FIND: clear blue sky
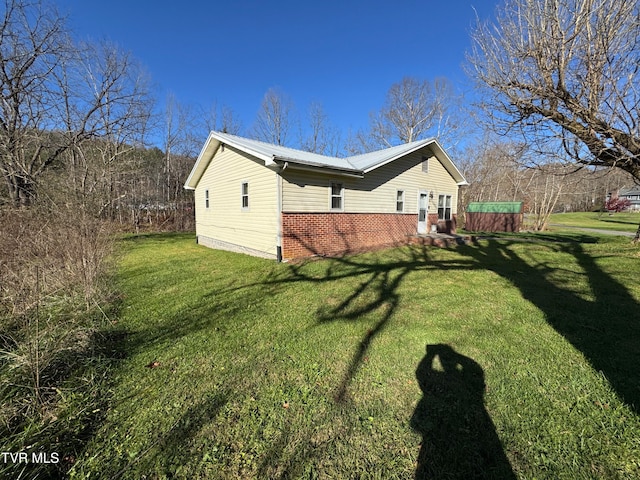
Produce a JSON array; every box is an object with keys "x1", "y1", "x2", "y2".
[{"x1": 56, "y1": 0, "x2": 499, "y2": 143}]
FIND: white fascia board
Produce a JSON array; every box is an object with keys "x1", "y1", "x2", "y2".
[
  {"x1": 211, "y1": 132, "x2": 275, "y2": 165},
  {"x1": 428, "y1": 140, "x2": 468, "y2": 185},
  {"x1": 360, "y1": 138, "x2": 467, "y2": 185},
  {"x1": 184, "y1": 131, "x2": 219, "y2": 190},
  {"x1": 184, "y1": 132, "x2": 277, "y2": 190},
  {"x1": 359, "y1": 140, "x2": 434, "y2": 174}
]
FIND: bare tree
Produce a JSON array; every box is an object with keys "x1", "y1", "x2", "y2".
[
  {"x1": 163, "y1": 95, "x2": 201, "y2": 202},
  {"x1": 0, "y1": 0, "x2": 69, "y2": 206},
  {"x1": 461, "y1": 139, "x2": 531, "y2": 204},
  {"x1": 62, "y1": 41, "x2": 153, "y2": 217},
  {"x1": 252, "y1": 88, "x2": 295, "y2": 146},
  {"x1": 300, "y1": 102, "x2": 342, "y2": 156},
  {"x1": 205, "y1": 101, "x2": 242, "y2": 135},
  {"x1": 369, "y1": 77, "x2": 466, "y2": 149},
  {"x1": 468, "y1": 0, "x2": 640, "y2": 240},
  {"x1": 0, "y1": 0, "x2": 153, "y2": 208}
]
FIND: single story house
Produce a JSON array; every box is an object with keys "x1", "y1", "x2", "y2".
[
  {"x1": 617, "y1": 186, "x2": 640, "y2": 211},
  {"x1": 184, "y1": 131, "x2": 468, "y2": 261}
]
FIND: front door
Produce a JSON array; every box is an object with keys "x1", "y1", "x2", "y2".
[{"x1": 418, "y1": 190, "x2": 428, "y2": 234}]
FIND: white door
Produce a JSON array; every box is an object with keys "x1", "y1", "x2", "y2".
[{"x1": 418, "y1": 190, "x2": 428, "y2": 234}]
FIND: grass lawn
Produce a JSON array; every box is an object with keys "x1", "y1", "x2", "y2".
[
  {"x1": 548, "y1": 211, "x2": 640, "y2": 233},
  {"x1": 71, "y1": 233, "x2": 640, "y2": 479}
]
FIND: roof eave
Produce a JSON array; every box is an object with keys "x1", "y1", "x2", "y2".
[
  {"x1": 275, "y1": 158, "x2": 364, "y2": 178},
  {"x1": 184, "y1": 131, "x2": 279, "y2": 190},
  {"x1": 184, "y1": 131, "x2": 218, "y2": 190},
  {"x1": 359, "y1": 138, "x2": 468, "y2": 185}
]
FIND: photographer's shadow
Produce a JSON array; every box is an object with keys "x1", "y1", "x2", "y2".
[{"x1": 411, "y1": 344, "x2": 516, "y2": 479}]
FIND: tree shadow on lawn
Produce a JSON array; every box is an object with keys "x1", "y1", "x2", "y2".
[
  {"x1": 411, "y1": 344, "x2": 516, "y2": 480},
  {"x1": 458, "y1": 238, "x2": 640, "y2": 414},
  {"x1": 192, "y1": 233, "x2": 640, "y2": 414},
  {"x1": 261, "y1": 242, "x2": 474, "y2": 403},
  {"x1": 100, "y1": 234, "x2": 639, "y2": 476},
  {"x1": 107, "y1": 392, "x2": 229, "y2": 478}
]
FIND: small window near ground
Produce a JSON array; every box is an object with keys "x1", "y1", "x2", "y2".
[
  {"x1": 422, "y1": 156, "x2": 429, "y2": 173},
  {"x1": 396, "y1": 190, "x2": 405, "y2": 213},
  {"x1": 205, "y1": 189, "x2": 209, "y2": 209},
  {"x1": 331, "y1": 182, "x2": 343, "y2": 210},
  {"x1": 241, "y1": 182, "x2": 249, "y2": 210},
  {"x1": 438, "y1": 194, "x2": 452, "y2": 220}
]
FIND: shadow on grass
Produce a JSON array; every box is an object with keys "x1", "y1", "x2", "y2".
[
  {"x1": 458, "y1": 238, "x2": 640, "y2": 414},
  {"x1": 411, "y1": 344, "x2": 516, "y2": 480},
  {"x1": 267, "y1": 239, "x2": 462, "y2": 403},
  {"x1": 113, "y1": 392, "x2": 229, "y2": 478},
  {"x1": 181, "y1": 232, "x2": 640, "y2": 413},
  {"x1": 104, "y1": 232, "x2": 639, "y2": 476}
]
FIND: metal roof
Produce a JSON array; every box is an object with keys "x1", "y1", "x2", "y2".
[
  {"x1": 185, "y1": 131, "x2": 468, "y2": 189},
  {"x1": 467, "y1": 202, "x2": 524, "y2": 213},
  {"x1": 620, "y1": 185, "x2": 640, "y2": 195}
]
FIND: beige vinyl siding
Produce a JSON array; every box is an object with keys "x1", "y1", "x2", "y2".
[
  {"x1": 282, "y1": 147, "x2": 459, "y2": 215},
  {"x1": 195, "y1": 145, "x2": 278, "y2": 256}
]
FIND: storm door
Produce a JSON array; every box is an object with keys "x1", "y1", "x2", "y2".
[{"x1": 418, "y1": 190, "x2": 428, "y2": 234}]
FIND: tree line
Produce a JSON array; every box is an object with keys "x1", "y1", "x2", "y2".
[{"x1": 3, "y1": 0, "x2": 639, "y2": 236}]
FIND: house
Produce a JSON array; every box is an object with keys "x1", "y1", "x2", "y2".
[
  {"x1": 184, "y1": 131, "x2": 468, "y2": 261},
  {"x1": 617, "y1": 186, "x2": 640, "y2": 211}
]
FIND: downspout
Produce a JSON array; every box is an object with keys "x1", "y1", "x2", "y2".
[{"x1": 275, "y1": 161, "x2": 288, "y2": 262}]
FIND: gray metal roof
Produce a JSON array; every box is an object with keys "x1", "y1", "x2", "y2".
[
  {"x1": 185, "y1": 131, "x2": 467, "y2": 189},
  {"x1": 620, "y1": 185, "x2": 640, "y2": 195},
  {"x1": 210, "y1": 132, "x2": 355, "y2": 171}
]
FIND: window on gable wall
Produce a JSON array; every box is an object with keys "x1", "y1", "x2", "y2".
[
  {"x1": 331, "y1": 182, "x2": 343, "y2": 210},
  {"x1": 396, "y1": 190, "x2": 405, "y2": 212},
  {"x1": 438, "y1": 194, "x2": 452, "y2": 220},
  {"x1": 205, "y1": 189, "x2": 209, "y2": 209},
  {"x1": 422, "y1": 156, "x2": 429, "y2": 173}
]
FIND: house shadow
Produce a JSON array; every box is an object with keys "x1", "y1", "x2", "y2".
[{"x1": 411, "y1": 344, "x2": 516, "y2": 480}]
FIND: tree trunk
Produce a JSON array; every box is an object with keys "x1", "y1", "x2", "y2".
[
  {"x1": 7, "y1": 175, "x2": 37, "y2": 208},
  {"x1": 634, "y1": 222, "x2": 640, "y2": 244}
]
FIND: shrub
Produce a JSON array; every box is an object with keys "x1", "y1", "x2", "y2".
[
  {"x1": 0, "y1": 205, "x2": 118, "y2": 478},
  {"x1": 605, "y1": 196, "x2": 632, "y2": 213}
]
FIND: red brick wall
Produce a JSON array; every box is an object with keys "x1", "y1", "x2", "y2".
[
  {"x1": 428, "y1": 213, "x2": 457, "y2": 235},
  {"x1": 282, "y1": 213, "x2": 417, "y2": 260},
  {"x1": 465, "y1": 212, "x2": 521, "y2": 232}
]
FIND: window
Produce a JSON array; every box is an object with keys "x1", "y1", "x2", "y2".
[
  {"x1": 241, "y1": 182, "x2": 249, "y2": 209},
  {"x1": 438, "y1": 194, "x2": 452, "y2": 220},
  {"x1": 205, "y1": 189, "x2": 209, "y2": 209},
  {"x1": 396, "y1": 190, "x2": 405, "y2": 213},
  {"x1": 330, "y1": 182, "x2": 343, "y2": 210},
  {"x1": 422, "y1": 156, "x2": 429, "y2": 173}
]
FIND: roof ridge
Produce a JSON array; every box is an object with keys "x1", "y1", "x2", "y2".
[{"x1": 212, "y1": 130, "x2": 343, "y2": 161}]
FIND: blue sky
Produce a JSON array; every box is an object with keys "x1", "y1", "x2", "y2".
[{"x1": 56, "y1": 0, "x2": 499, "y2": 143}]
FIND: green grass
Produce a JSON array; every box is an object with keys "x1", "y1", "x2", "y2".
[
  {"x1": 70, "y1": 232, "x2": 640, "y2": 479},
  {"x1": 549, "y1": 211, "x2": 640, "y2": 232}
]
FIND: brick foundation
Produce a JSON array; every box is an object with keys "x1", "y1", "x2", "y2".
[
  {"x1": 282, "y1": 212, "x2": 418, "y2": 260},
  {"x1": 428, "y1": 214, "x2": 457, "y2": 235}
]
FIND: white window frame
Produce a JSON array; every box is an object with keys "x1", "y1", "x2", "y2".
[
  {"x1": 438, "y1": 194, "x2": 452, "y2": 221},
  {"x1": 330, "y1": 182, "x2": 344, "y2": 211},
  {"x1": 205, "y1": 189, "x2": 210, "y2": 209},
  {"x1": 396, "y1": 190, "x2": 405, "y2": 213},
  {"x1": 241, "y1": 181, "x2": 249, "y2": 211}
]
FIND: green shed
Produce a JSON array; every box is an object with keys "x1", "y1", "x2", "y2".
[{"x1": 465, "y1": 202, "x2": 524, "y2": 232}]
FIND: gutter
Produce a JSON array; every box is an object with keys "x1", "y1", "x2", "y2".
[
  {"x1": 275, "y1": 162, "x2": 288, "y2": 262},
  {"x1": 274, "y1": 157, "x2": 364, "y2": 178}
]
